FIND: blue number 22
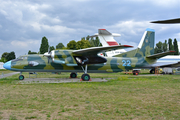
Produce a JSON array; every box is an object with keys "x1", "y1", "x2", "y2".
[{"x1": 122, "y1": 60, "x2": 131, "y2": 66}]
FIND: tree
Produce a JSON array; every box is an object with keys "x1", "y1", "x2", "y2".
[
  {"x1": 56, "y1": 43, "x2": 64, "y2": 49},
  {"x1": 94, "y1": 37, "x2": 102, "y2": 47},
  {"x1": 67, "y1": 40, "x2": 77, "y2": 50},
  {"x1": 88, "y1": 36, "x2": 102, "y2": 47},
  {"x1": 28, "y1": 50, "x2": 37, "y2": 54},
  {"x1": 173, "y1": 38, "x2": 179, "y2": 55},
  {"x1": 89, "y1": 37, "x2": 95, "y2": 47},
  {"x1": 76, "y1": 39, "x2": 91, "y2": 49},
  {"x1": 154, "y1": 41, "x2": 163, "y2": 54},
  {"x1": 1, "y1": 52, "x2": 8, "y2": 62},
  {"x1": 162, "y1": 40, "x2": 168, "y2": 52},
  {"x1": 0, "y1": 57, "x2": 6, "y2": 63},
  {"x1": 168, "y1": 38, "x2": 174, "y2": 51},
  {"x1": 6, "y1": 51, "x2": 16, "y2": 61},
  {"x1": 50, "y1": 46, "x2": 55, "y2": 51},
  {"x1": 39, "y1": 36, "x2": 49, "y2": 54},
  {"x1": 1, "y1": 52, "x2": 16, "y2": 62},
  {"x1": 1, "y1": 52, "x2": 8, "y2": 59},
  {"x1": 86, "y1": 35, "x2": 90, "y2": 41}
]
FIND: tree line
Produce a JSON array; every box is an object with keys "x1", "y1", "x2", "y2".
[
  {"x1": 30, "y1": 36, "x2": 102, "y2": 54},
  {"x1": 154, "y1": 38, "x2": 179, "y2": 55},
  {"x1": 0, "y1": 52, "x2": 16, "y2": 63},
  {"x1": 0, "y1": 37, "x2": 179, "y2": 63}
]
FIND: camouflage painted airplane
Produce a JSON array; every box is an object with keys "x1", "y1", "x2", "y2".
[{"x1": 3, "y1": 28, "x2": 174, "y2": 81}]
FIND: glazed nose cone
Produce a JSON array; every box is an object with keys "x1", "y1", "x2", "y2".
[{"x1": 3, "y1": 61, "x2": 11, "y2": 70}]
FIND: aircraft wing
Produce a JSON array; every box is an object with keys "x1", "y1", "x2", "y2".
[
  {"x1": 146, "y1": 51, "x2": 175, "y2": 59},
  {"x1": 152, "y1": 62, "x2": 180, "y2": 68},
  {"x1": 73, "y1": 45, "x2": 133, "y2": 56},
  {"x1": 151, "y1": 18, "x2": 180, "y2": 24}
]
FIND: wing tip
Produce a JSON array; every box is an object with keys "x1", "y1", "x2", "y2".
[
  {"x1": 169, "y1": 51, "x2": 176, "y2": 53},
  {"x1": 122, "y1": 45, "x2": 133, "y2": 47},
  {"x1": 99, "y1": 29, "x2": 106, "y2": 31}
]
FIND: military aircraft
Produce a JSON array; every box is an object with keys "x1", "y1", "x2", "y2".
[
  {"x1": 3, "y1": 28, "x2": 174, "y2": 81},
  {"x1": 93, "y1": 29, "x2": 179, "y2": 73},
  {"x1": 90, "y1": 29, "x2": 126, "y2": 57}
]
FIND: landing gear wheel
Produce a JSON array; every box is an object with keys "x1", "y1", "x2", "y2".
[
  {"x1": 70, "y1": 72, "x2": 77, "y2": 78},
  {"x1": 133, "y1": 70, "x2": 139, "y2": 75},
  {"x1": 19, "y1": 75, "x2": 24, "y2": 80},
  {"x1": 150, "y1": 68, "x2": 155, "y2": 74},
  {"x1": 81, "y1": 74, "x2": 90, "y2": 81},
  {"x1": 135, "y1": 72, "x2": 139, "y2": 75}
]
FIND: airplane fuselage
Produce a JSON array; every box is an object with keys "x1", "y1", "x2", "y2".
[{"x1": 5, "y1": 54, "x2": 156, "y2": 73}]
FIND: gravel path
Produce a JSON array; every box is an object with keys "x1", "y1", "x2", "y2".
[{"x1": 18, "y1": 78, "x2": 108, "y2": 84}]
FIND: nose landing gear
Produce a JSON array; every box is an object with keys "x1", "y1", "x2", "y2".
[{"x1": 19, "y1": 72, "x2": 24, "y2": 80}]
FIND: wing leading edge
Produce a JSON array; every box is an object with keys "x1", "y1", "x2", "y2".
[
  {"x1": 73, "y1": 45, "x2": 133, "y2": 56},
  {"x1": 146, "y1": 51, "x2": 175, "y2": 59}
]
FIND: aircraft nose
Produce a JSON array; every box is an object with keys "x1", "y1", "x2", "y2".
[{"x1": 3, "y1": 61, "x2": 11, "y2": 70}]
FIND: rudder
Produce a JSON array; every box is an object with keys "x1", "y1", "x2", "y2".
[
  {"x1": 134, "y1": 28, "x2": 155, "y2": 57},
  {"x1": 115, "y1": 28, "x2": 155, "y2": 58}
]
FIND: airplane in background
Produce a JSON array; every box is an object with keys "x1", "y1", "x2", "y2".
[
  {"x1": 150, "y1": 18, "x2": 180, "y2": 72},
  {"x1": 3, "y1": 28, "x2": 174, "y2": 80},
  {"x1": 90, "y1": 29, "x2": 126, "y2": 57}
]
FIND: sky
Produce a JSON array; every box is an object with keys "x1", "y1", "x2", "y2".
[{"x1": 0, "y1": 0, "x2": 180, "y2": 58}]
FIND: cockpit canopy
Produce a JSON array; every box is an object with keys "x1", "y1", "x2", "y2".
[{"x1": 17, "y1": 56, "x2": 28, "y2": 60}]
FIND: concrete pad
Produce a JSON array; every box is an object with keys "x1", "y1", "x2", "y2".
[
  {"x1": 18, "y1": 78, "x2": 108, "y2": 84},
  {"x1": 0, "y1": 72, "x2": 19, "y2": 78},
  {"x1": 138, "y1": 74, "x2": 163, "y2": 76}
]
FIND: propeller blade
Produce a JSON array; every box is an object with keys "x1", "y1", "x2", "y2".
[{"x1": 48, "y1": 47, "x2": 50, "y2": 54}]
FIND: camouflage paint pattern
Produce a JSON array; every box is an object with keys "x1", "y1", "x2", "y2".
[{"x1": 6, "y1": 28, "x2": 158, "y2": 73}]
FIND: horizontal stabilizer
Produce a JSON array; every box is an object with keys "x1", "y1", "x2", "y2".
[
  {"x1": 73, "y1": 45, "x2": 133, "y2": 56},
  {"x1": 88, "y1": 29, "x2": 121, "y2": 38},
  {"x1": 146, "y1": 51, "x2": 175, "y2": 59}
]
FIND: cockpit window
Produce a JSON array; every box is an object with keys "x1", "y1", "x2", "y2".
[{"x1": 17, "y1": 56, "x2": 23, "y2": 59}]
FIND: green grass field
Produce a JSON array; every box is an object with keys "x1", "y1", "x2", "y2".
[{"x1": 0, "y1": 70, "x2": 179, "y2": 120}]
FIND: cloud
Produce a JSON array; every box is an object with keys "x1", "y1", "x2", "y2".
[
  {"x1": 151, "y1": 0, "x2": 180, "y2": 7},
  {"x1": 0, "y1": 0, "x2": 180, "y2": 58}
]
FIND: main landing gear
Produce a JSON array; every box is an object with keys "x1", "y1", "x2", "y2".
[
  {"x1": 70, "y1": 65, "x2": 91, "y2": 81},
  {"x1": 80, "y1": 64, "x2": 91, "y2": 81},
  {"x1": 70, "y1": 72, "x2": 77, "y2": 78}
]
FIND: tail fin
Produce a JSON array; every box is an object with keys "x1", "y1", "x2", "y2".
[
  {"x1": 90, "y1": 29, "x2": 121, "y2": 47},
  {"x1": 115, "y1": 28, "x2": 155, "y2": 57}
]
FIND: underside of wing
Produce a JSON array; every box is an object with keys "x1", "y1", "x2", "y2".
[
  {"x1": 151, "y1": 18, "x2": 180, "y2": 24},
  {"x1": 150, "y1": 62, "x2": 180, "y2": 68},
  {"x1": 159, "y1": 62, "x2": 180, "y2": 68},
  {"x1": 73, "y1": 45, "x2": 133, "y2": 56},
  {"x1": 146, "y1": 51, "x2": 175, "y2": 59}
]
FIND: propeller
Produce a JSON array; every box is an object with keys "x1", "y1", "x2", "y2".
[{"x1": 44, "y1": 47, "x2": 52, "y2": 64}]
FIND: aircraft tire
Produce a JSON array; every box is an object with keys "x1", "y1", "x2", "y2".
[
  {"x1": 70, "y1": 72, "x2": 77, "y2": 78},
  {"x1": 81, "y1": 73, "x2": 90, "y2": 81},
  {"x1": 19, "y1": 75, "x2": 24, "y2": 80},
  {"x1": 150, "y1": 68, "x2": 155, "y2": 74}
]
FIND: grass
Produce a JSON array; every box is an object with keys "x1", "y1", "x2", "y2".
[
  {"x1": 0, "y1": 70, "x2": 179, "y2": 119},
  {"x1": 0, "y1": 69, "x2": 14, "y2": 74}
]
